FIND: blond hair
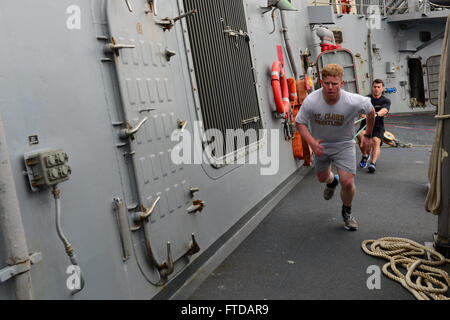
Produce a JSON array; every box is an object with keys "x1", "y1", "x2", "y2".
[{"x1": 322, "y1": 64, "x2": 344, "y2": 79}]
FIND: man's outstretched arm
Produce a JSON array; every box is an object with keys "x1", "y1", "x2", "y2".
[
  {"x1": 296, "y1": 123, "x2": 325, "y2": 158},
  {"x1": 360, "y1": 107, "x2": 376, "y2": 155}
]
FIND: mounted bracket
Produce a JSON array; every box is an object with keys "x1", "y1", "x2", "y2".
[
  {"x1": 189, "y1": 187, "x2": 200, "y2": 197},
  {"x1": 0, "y1": 252, "x2": 42, "y2": 283},
  {"x1": 112, "y1": 198, "x2": 131, "y2": 262},
  {"x1": 223, "y1": 26, "x2": 250, "y2": 41}
]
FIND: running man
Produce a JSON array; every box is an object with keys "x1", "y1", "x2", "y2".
[
  {"x1": 357, "y1": 79, "x2": 391, "y2": 173},
  {"x1": 295, "y1": 64, "x2": 375, "y2": 231}
]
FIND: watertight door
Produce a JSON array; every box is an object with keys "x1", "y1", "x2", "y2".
[
  {"x1": 425, "y1": 55, "x2": 441, "y2": 107},
  {"x1": 105, "y1": 1, "x2": 197, "y2": 282},
  {"x1": 315, "y1": 49, "x2": 359, "y2": 94}
]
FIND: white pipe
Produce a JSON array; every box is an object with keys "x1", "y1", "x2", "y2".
[
  {"x1": 0, "y1": 113, "x2": 33, "y2": 299},
  {"x1": 367, "y1": 27, "x2": 374, "y2": 85},
  {"x1": 280, "y1": 10, "x2": 299, "y2": 80},
  {"x1": 53, "y1": 186, "x2": 85, "y2": 295}
]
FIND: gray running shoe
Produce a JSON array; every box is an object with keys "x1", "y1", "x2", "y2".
[
  {"x1": 323, "y1": 186, "x2": 336, "y2": 200},
  {"x1": 323, "y1": 175, "x2": 338, "y2": 200},
  {"x1": 342, "y1": 212, "x2": 358, "y2": 231}
]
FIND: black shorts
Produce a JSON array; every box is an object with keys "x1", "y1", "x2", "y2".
[{"x1": 359, "y1": 124, "x2": 385, "y2": 145}]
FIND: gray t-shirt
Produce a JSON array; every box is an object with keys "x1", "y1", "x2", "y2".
[{"x1": 295, "y1": 88, "x2": 373, "y2": 148}]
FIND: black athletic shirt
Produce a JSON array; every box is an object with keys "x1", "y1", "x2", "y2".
[{"x1": 360, "y1": 94, "x2": 391, "y2": 129}]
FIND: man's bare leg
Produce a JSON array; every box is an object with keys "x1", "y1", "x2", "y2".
[
  {"x1": 357, "y1": 130, "x2": 370, "y2": 168},
  {"x1": 337, "y1": 168, "x2": 355, "y2": 207},
  {"x1": 317, "y1": 166, "x2": 334, "y2": 184},
  {"x1": 370, "y1": 137, "x2": 382, "y2": 164},
  {"x1": 337, "y1": 167, "x2": 358, "y2": 231},
  {"x1": 368, "y1": 137, "x2": 381, "y2": 173},
  {"x1": 318, "y1": 166, "x2": 339, "y2": 200}
]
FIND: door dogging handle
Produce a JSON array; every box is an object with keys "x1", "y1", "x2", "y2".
[
  {"x1": 156, "y1": 9, "x2": 197, "y2": 31},
  {"x1": 104, "y1": 41, "x2": 136, "y2": 56},
  {"x1": 185, "y1": 234, "x2": 200, "y2": 256},
  {"x1": 120, "y1": 117, "x2": 148, "y2": 140},
  {"x1": 187, "y1": 200, "x2": 205, "y2": 214}
]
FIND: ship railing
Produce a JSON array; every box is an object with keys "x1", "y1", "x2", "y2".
[{"x1": 310, "y1": 0, "x2": 449, "y2": 17}]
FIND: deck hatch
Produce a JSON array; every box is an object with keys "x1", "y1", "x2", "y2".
[{"x1": 182, "y1": 0, "x2": 262, "y2": 162}]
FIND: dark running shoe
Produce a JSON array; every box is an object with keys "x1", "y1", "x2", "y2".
[
  {"x1": 359, "y1": 155, "x2": 369, "y2": 169},
  {"x1": 368, "y1": 162, "x2": 376, "y2": 174}
]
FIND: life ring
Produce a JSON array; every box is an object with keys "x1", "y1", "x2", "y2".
[{"x1": 271, "y1": 61, "x2": 290, "y2": 119}]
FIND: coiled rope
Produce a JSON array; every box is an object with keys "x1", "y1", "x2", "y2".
[{"x1": 362, "y1": 237, "x2": 450, "y2": 300}]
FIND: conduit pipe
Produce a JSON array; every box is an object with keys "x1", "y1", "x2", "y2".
[
  {"x1": 280, "y1": 11, "x2": 299, "y2": 80},
  {"x1": 52, "y1": 185, "x2": 85, "y2": 295},
  {"x1": 367, "y1": 26, "x2": 374, "y2": 86},
  {"x1": 0, "y1": 113, "x2": 33, "y2": 299}
]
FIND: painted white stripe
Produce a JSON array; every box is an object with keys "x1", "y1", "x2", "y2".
[{"x1": 271, "y1": 71, "x2": 279, "y2": 77}]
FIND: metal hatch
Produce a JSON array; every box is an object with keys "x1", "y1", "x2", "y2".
[
  {"x1": 315, "y1": 49, "x2": 359, "y2": 94},
  {"x1": 426, "y1": 55, "x2": 441, "y2": 107},
  {"x1": 105, "y1": 0, "x2": 198, "y2": 283}
]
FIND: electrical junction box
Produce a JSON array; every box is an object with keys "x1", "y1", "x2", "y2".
[
  {"x1": 398, "y1": 39, "x2": 417, "y2": 52},
  {"x1": 307, "y1": 6, "x2": 335, "y2": 25},
  {"x1": 24, "y1": 149, "x2": 71, "y2": 191},
  {"x1": 386, "y1": 62, "x2": 395, "y2": 74}
]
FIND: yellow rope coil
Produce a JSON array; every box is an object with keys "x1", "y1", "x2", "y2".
[{"x1": 362, "y1": 237, "x2": 450, "y2": 300}]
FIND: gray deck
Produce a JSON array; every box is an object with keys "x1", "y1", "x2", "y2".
[{"x1": 188, "y1": 113, "x2": 450, "y2": 300}]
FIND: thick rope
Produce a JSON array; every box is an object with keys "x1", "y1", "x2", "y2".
[
  {"x1": 425, "y1": 13, "x2": 450, "y2": 215},
  {"x1": 362, "y1": 237, "x2": 450, "y2": 300}
]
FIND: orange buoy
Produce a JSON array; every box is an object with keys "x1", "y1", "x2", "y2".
[
  {"x1": 271, "y1": 61, "x2": 290, "y2": 119},
  {"x1": 291, "y1": 105, "x2": 303, "y2": 159},
  {"x1": 287, "y1": 77, "x2": 298, "y2": 106},
  {"x1": 292, "y1": 78, "x2": 313, "y2": 164},
  {"x1": 296, "y1": 78, "x2": 308, "y2": 106}
]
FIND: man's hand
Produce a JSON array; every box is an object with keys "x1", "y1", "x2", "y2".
[
  {"x1": 311, "y1": 139, "x2": 325, "y2": 158},
  {"x1": 296, "y1": 123, "x2": 325, "y2": 158}
]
